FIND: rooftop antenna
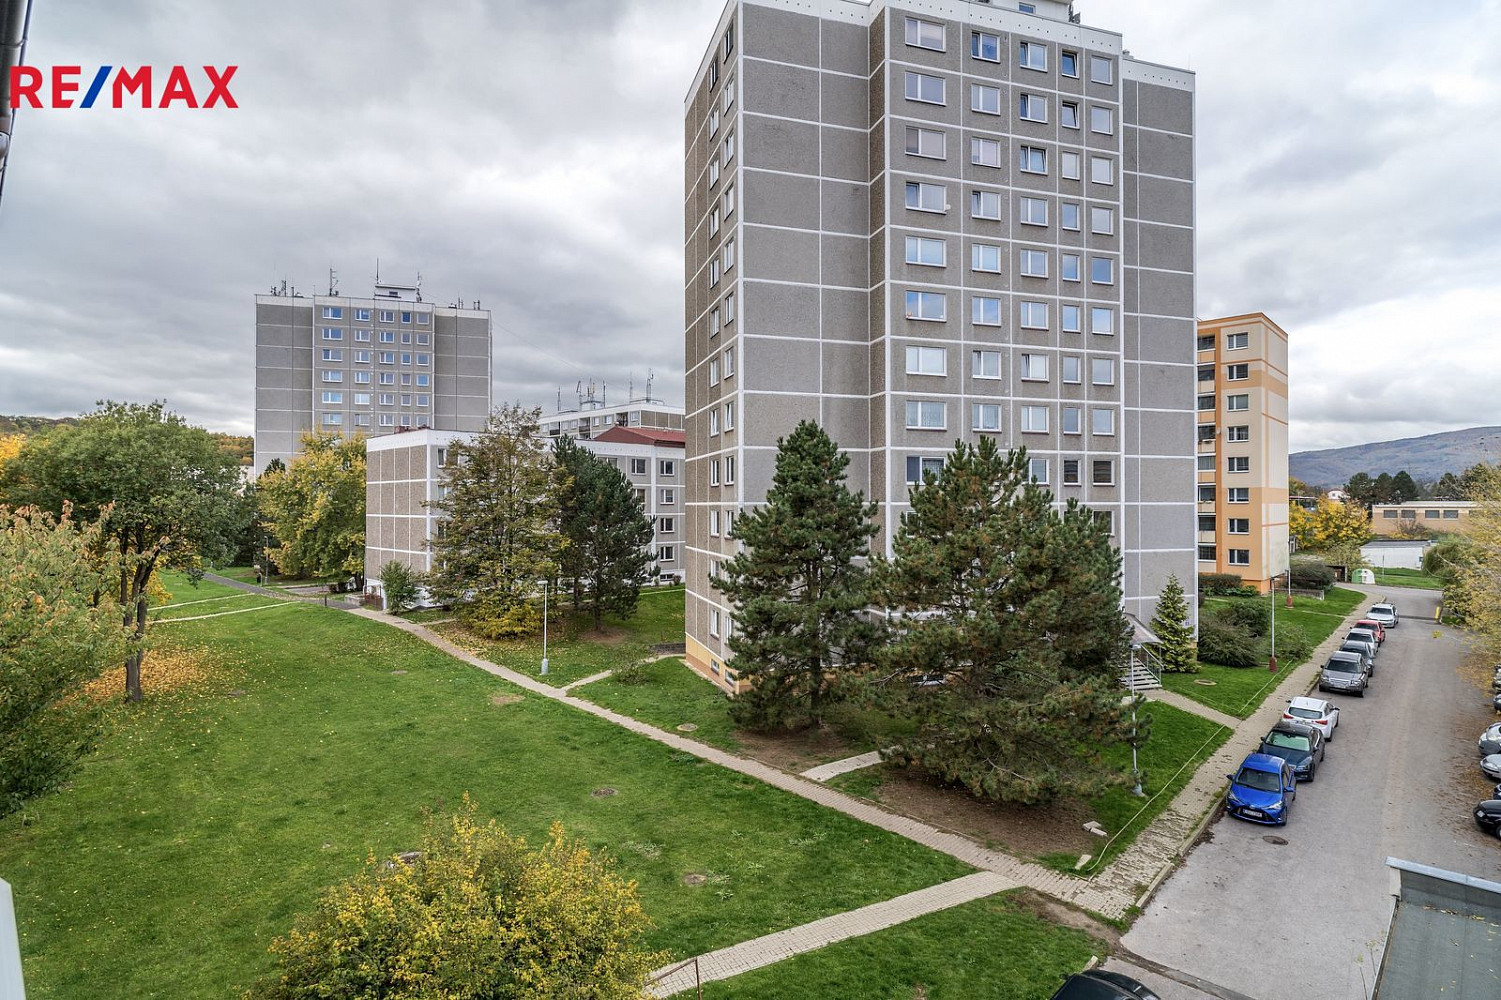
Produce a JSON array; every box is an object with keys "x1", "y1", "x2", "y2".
[
  {"x1": 628, "y1": 372, "x2": 634, "y2": 400},
  {"x1": 415, "y1": 270, "x2": 423, "y2": 302},
  {"x1": 327, "y1": 267, "x2": 339, "y2": 297},
  {"x1": 647, "y1": 368, "x2": 656, "y2": 402},
  {"x1": 576, "y1": 380, "x2": 584, "y2": 410},
  {"x1": 375, "y1": 258, "x2": 380, "y2": 284}
]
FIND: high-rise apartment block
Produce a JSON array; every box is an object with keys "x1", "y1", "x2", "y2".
[
  {"x1": 254, "y1": 281, "x2": 492, "y2": 473},
  {"x1": 684, "y1": 0, "x2": 1197, "y2": 688},
  {"x1": 1195, "y1": 314, "x2": 1289, "y2": 592}
]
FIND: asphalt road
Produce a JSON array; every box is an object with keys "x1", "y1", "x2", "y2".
[{"x1": 1120, "y1": 587, "x2": 1501, "y2": 1000}]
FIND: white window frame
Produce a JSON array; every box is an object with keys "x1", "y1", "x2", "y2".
[
  {"x1": 1062, "y1": 355, "x2": 1082, "y2": 384},
  {"x1": 1018, "y1": 93, "x2": 1048, "y2": 123},
  {"x1": 905, "y1": 400, "x2": 947, "y2": 430},
  {"x1": 972, "y1": 296, "x2": 1003, "y2": 326},
  {"x1": 1019, "y1": 248, "x2": 1048, "y2": 277},
  {"x1": 1018, "y1": 40, "x2": 1048, "y2": 72},
  {"x1": 1018, "y1": 145, "x2": 1047, "y2": 174},
  {"x1": 1061, "y1": 405, "x2": 1082, "y2": 435},
  {"x1": 1020, "y1": 353, "x2": 1049, "y2": 381},
  {"x1": 904, "y1": 71, "x2": 947, "y2": 105},
  {"x1": 1029, "y1": 457, "x2": 1050, "y2": 484},
  {"x1": 905, "y1": 236, "x2": 947, "y2": 267},
  {"x1": 970, "y1": 30, "x2": 1000, "y2": 61},
  {"x1": 972, "y1": 243, "x2": 1001, "y2": 272},
  {"x1": 905, "y1": 181, "x2": 947, "y2": 213},
  {"x1": 905, "y1": 290, "x2": 947, "y2": 322},
  {"x1": 1091, "y1": 358, "x2": 1116, "y2": 386},
  {"x1": 906, "y1": 345, "x2": 947, "y2": 375},
  {"x1": 1090, "y1": 55, "x2": 1114, "y2": 84},
  {"x1": 905, "y1": 125, "x2": 947, "y2": 159},
  {"x1": 1061, "y1": 304, "x2": 1082, "y2": 333},
  {"x1": 971, "y1": 189, "x2": 1002, "y2": 220},
  {"x1": 972, "y1": 350, "x2": 1002, "y2": 379},
  {"x1": 1092, "y1": 407, "x2": 1116, "y2": 436},
  {"x1": 1019, "y1": 300, "x2": 1049, "y2": 330},
  {"x1": 1091, "y1": 206, "x2": 1115, "y2": 235},
  {"x1": 1090, "y1": 105, "x2": 1114, "y2": 135},
  {"x1": 1226, "y1": 393, "x2": 1250, "y2": 412},
  {"x1": 972, "y1": 403, "x2": 1002, "y2": 431},
  {"x1": 1090, "y1": 155, "x2": 1115, "y2": 185},
  {"x1": 1019, "y1": 196, "x2": 1048, "y2": 226},
  {"x1": 1021, "y1": 404, "x2": 1050, "y2": 433},
  {"x1": 1090, "y1": 307, "x2": 1115, "y2": 335},
  {"x1": 905, "y1": 16, "x2": 946, "y2": 51},
  {"x1": 971, "y1": 136, "x2": 1002, "y2": 168},
  {"x1": 970, "y1": 83, "x2": 1001, "y2": 115},
  {"x1": 1091, "y1": 256, "x2": 1115, "y2": 285}
]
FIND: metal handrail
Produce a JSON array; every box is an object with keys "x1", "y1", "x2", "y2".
[{"x1": 646, "y1": 956, "x2": 702, "y2": 999}]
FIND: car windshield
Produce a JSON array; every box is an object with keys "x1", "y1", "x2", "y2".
[
  {"x1": 1372, "y1": 605, "x2": 1394, "y2": 614},
  {"x1": 1235, "y1": 767, "x2": 1281, "y2": 792},
  {"x1": 1264, "y1": 731, "x2": 1311, "y2": 751},
  {"x1": 1288, "y1": 707, "x2": 1321, "y2": 720},
  {"x1": 1325, "y1": 660, "x2": 1360, "y2": 673}
]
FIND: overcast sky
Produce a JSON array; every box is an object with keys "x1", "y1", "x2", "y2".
[{"x1": 0, "y1": 0, "x2": 1497, "y2": 452}]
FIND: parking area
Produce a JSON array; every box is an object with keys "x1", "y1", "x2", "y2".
[{"x1": 1121, "y1": 588, "x2": 1500, "y2": 1000}]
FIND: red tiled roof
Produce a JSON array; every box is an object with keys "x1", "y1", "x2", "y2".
[{"x1": 592, "y1": 425, "x2": 686, "y2": 448}]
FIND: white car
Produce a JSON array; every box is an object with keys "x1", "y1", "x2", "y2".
[
  {"x1": 1368, "y1": 603, "x2": 1399, "y2": 628},
  {"x1": 1283, "y1": 696, "x2": 1340, "y2": 740},
  {"x1": 1483, "y1": 755, "x2": 1501, "y2": 782}
]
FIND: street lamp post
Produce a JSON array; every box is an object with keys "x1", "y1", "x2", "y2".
[{"x1": 540, "y1": 579, "x2": 549, "y2": 676}]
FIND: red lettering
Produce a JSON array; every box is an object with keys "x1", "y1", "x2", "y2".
[
  {"x1": 9, "y1": 66, "x2": 42, "y2": 108},
  {"x1": 113, "y1": 66, "x2": 152, "y2": 108},
  {"x1": 157, "y1": 65, "x2": 197, "y2": 108},
  {"x1": 202, "y1": 65, "x2": 237, "y2": 108},
  {"x1": 51, "y1": 65, "x2": 80, "y2": 108}
]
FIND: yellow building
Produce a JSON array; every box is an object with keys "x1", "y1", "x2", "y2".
[
  {"x1": 1370, "y1": 501, "x2": 1475, "y2": 536},
  {"x1": 1196, "y1": 314, "x2": 1290, "y2": 592}
]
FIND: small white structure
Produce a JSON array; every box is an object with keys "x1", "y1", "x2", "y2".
[
  {"x1": 1354, "y1": 568, "x2": 1375, "y2": 584},
  {"x1": 1361, "y1": 539, "x2": 1430, "y2": 571},
  {"x1": 0, "y1": 878, "x2": 25, "y2": 998}
]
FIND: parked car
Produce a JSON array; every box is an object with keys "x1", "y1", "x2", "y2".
[
  {"x1": 1050, "y1": 970, "x2": 1161, "y2": 1000},
  {"x1": 1476, "y1": 801, "x2": 1501, "y2": 837},
  {"x1": 1259, "y1": 721, "x2": 1326, "y2": 781},
  {"x1": 1225, "y1": 753, "x2": 1297, "y2": 825},
  {"x1": 1284, "y1": 696, "x2": 1340, "y2": 740},
  {"x1": 1353, "y1": 618, "x2": 1387, "y2": 644},
  {"x1": 1482, "y1": 755, "x2": 1501, "y2": 782},
  {"x1": 1368, "y1": 603, "x2": 1399, "y2": 628},
  {"x1": 1479, "y1": 723, "x2": 1501, "y2": 757},
  {"x1": 1347, "y1": 628, "x2": 1381, "y2": 659},
  {"x1": 1320, "y1": 651, "x2": 1369, "y2": 696},
  {"x1": 1338, "y1": 641, "x2": 1375, "y2": 674},
  {"x1": 1493, "y1": 691, "x2": 1501, "y2": 713}
]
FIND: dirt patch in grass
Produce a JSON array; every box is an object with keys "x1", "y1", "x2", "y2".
[
  {"x1": 579, "y1": 626, "x2": 629, "y2": 645},
  {"x1": 490, "y1": 693, "x2": 525, "y2": 707},
  {"x1": 1009, "y1": 888, "x2": 1123, "y2": 948},
  {"x1": 734, "y1": 725, "x2": 863, "y2": 774},
  {"x1": 850, "y1": 766, "x2": 1096, "y2": 858}
]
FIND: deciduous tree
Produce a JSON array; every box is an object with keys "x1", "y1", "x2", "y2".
[
  {"x1": 872, "y1": 439, "x2": 1133, "y2": 805},
  {"x1": 717, "y1": 421, "x2": 878, "y2": 730},
  {"x1": 1453, "y1": 463, "x2": 1501, "y2": 656},
  {"x1": 1289, "y1": 496, "x2": 1371, "y2": 553},
  {"x1": 553, "y1": 436, "x2": 656, "y2": 629},
  {"x1": 256, "y1": 432, "x2": 367, "y2": 582},
  {"x1": 1150, "y1": 574, "x2": 1197, "y2": 673},
  {"x1": 0, "y1": 401, "x2": 247, "y2": 701}
]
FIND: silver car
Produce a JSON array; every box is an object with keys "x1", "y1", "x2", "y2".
[
  {"x1": 1368, "y1": 603, "x2": 1399, "y2": 628},
  {"x1": 1320, "y1": 651, "x2": 1369, "y2": 697},
  {"x1": 1338, "y1": 641, "x2": 1375, "y2": 673}
]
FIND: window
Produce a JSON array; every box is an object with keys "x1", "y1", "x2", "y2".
[
  {"x1": 721, "y1": 239, "x2": 735, "y2": 272},
  {"x1": 709, "y1": 305, "x2": 721, "y2": 335},
  {"x1": 416, "y1": 395, "x2": 429, "y2": 408},
  {"x1": 1061, "y1": 101, "x2": 1079, "y2": 129},
  {"x1": 1228, "y1": 518, "x2": 1250, "y2": 534},
  {"x1": 905, "y1": 182, "x2": 947, "y2": 213},
  {"x1": 1199, "y1": 485, "x2": 1216, "y2": 502},
  {"x1": 1091, "y1": 257, "x2": 1115, "y2": 284},
  {"x1": 352, "y1": 349, "x2": 370, "y2": 364},
  {"x1": 1443, "y1": 509, "x2": 1461, "y2": 519},
  {"x1": 1226, "y1": 393, "x2": 1250, "y2": 411},
  {"x1": 656, "y1": 516, "x2": 676, "y2": 535},
  {"x1": 380, "y1": 331, "x2": 395, "y2": 343},
  {"x1": 416, "y1": 314, "x2": 430, "y2": 328},
  {"x1": 1090, "y1": 156, "x2": 1115, "y2": 185},
  {"x1": 1198, "y1": 514, "x2": 1216, "y2": 531},
  {"x1": 709, "y1": 159, "x2": 720, "y2": 186},
  {"x1": 971, "y1": 30, "x2": 1000, "y2": 61},
  {"x1": 1020, "y1": 353, "x2": 1048, "y2": 381},
  {"x1": 1018, "y1": 145, "x2": 1047, "y2": 174},
  {"x1": 378, "y1": 414, "x2": 394, "y2": 427},
  {"x1": 1061, "y1": 151, "x2": 1081, "y2": 180},
  {"x1": 1062, "y1": 356, "x2": 1081, "y2": 383},
  {"x1": 723, "y1": 75, "x2": 735, "y2": 110},
  {"x1": 722, "y1": 131, "x2": 735, "y2": 166},
  {"x1": 1198, "y1": 394, "x2": 1215, "y2": 411},
  {"x1": 972, "y1": 296, "x2": 1003, "y2": 325},
  {"x1": 905, "y1": 71, "x2": 946, "y2": 105},
  {"x1": 1020, "y1": 248, "x2": 1048, "y2": 277},
  {"x1": 1094, "y1": 510, "x2": 1114, "y2": 533},
  {"x1": 630, "y1": 458, "x2": 647, "y2": 475},
  {"x1": 660, "y1": 459, "x2": 676, "y2": 477},
  {"x1": 1227, "y1": 456, "x2": 1250, "y2": 473},
  {"x1": 709, "y1": 259, "x2": 721, "y2": 286},
  {"x1": 1197, "y1": 335, "x2": 1215, "y2": 351},
  {"x1": 1091, "y1": 206, "x2": 1115, "y2": 234},
  {"x1": 355, "y1": 309, "x2": 370, "y2": 321},
  {"x1": 972, "y1": 243, "x2": 1001, "y2": 272},
  {"x1": 1090, "y1": 307, "x2": 1115, "y2": 335},
  {"x1": 661, "y1": 488, "x2": 677, "y2": 505},
  {"x1": 709, "y1": 409, "x2": 719, "y2": 435},
  {"x1": 724, "y1": 456, "x2": 736, "y2": 484},
  {"x1": 971, "y1": 83, "x2": 1001, "y2": 115},
  {"x1": 1019, "y1": 2, "x2": 1036, "y2": 12},
  {"x1": 724, "y1": 291, "x2": 736, "y2": 322},
  {"x1": 1090, "y1": 55, "x2": 1114, "y2": 84},
  {"x1": 1092, "y1": 460, "x2": 1115, "y2": 486},
  {"x1": 722, "y1": 347, "x2": 735, "y2": 377},
  {"x1": 905, "y1": 290, "x2": 947, "y2": 321},
  {"x1": 1424, "y1": 508, "x2": 1441, "y2": 519},
  {"x1": 658, "y1": 545, "x2": 677, "y2": 563},
  {"x1": 709, "y1": 510, "x2": 720, "y2": 536},
  {"x1": 1018, "y1": 93, "x2": 1047, "y2": 122},
  {"x1": 1227, "y1": 332, "x2": 1249, "y2": 350},
  {"x1": 709, "y1": 208, "x2": 720, "y2": 237},
  {"x1": 1018, "y1": 40, "x2": 1047, "y2": 71},
  {"x1": 354, "y1": 329, "x2": 371, "y2": 342},
  {"x1": 1020, "y1": 301, "x2": 1048, "y2": 329},
  {"x1": 723, "y1": 184, "x2": 735, "y2": 217},
  {"x1": 1061, "y1": 304, "x2": 1082, "y2": 333},
  {"x1": 400, "y1": 352, "x2": 412, "y2": 365},
  {"x1": 321, "y1": 327, "x2": 343, "y2": 341},
  {"x1": 322, "y1": 306, "x2": 342, "y2": 319},
  {"x1": 723, "y1": 401, "x2": 735, "y2": 430},
  {"x1": 321, "y1": 348, "x2": 343, "y2": 362},
  {"x1": 709, "y1": 359, "x2": 719, "y2": 386},
  {"x1": 903, "y1": 237, "x2": 947, "y2": 271},
  {"x1": 354, "y1": 372, "x2": 371, "y2": 384},
  {"x1": 1029, "y1": 457, "x2": 1050, "y2": 484},
  {"x1": 709, "y1": 109, "x2": 720, "y2": 136},
  {"x1": 1019, "y1": 196, "x2": 1048, "y2": 226},
  {"x1": 1063, "y1": 459, "x2": 1081, "y2": 485},
  {"x1": 1227, "y1": 425, "x2": 1250, "y2": 442},
  {"x1": 1198, "y1": 545, "x2": 1217, "y2": 562},
  {"x1": 379, "y1": 393, "x2": 396, "y2": 405},
  {"x1": 972, "y1": 403, "x2": 1002, "y2": 431},
  {"x1": 723, "y1": 21, "x2": 735, "y2": 58},
  {"x1": 354, "y1": 392, "x2": 371, "y2": 405},
  {"x1": 709, "y1": 609, "x2": 720, "y2": 637},
  {"x1": 971, "y1": 137, "x2": 1002, "y2": 167},
  {"x1": 1380, "y1": 509, "x2": 1399, "y2": 519},
  {"x1": 1092, "y1": 407, "x2": 1115, "y2": 435},
  {"x1": 1226, "y1": 363, "x2": 1249, "y2": 381},
  {"x1": 1061, "y1": 50, "x2": 1079, "y2": 77},
  {"x1": 1198, "y1": 364, "x2": 1215, "y2": 382},
  {"x1": 380, "y1": 310, "x2": 396, "y2": 323},
  {"x1": 1061, "y1": 202, "x2": 1080, "y2": 230},
  {"x1": 322, "y1": 413, "x2": 343, "y2": 426},
  {"x1": 1090, "y1": 106, "x2": 1114, "y2": 134},
  {"x1": 905, "y1": 126, "x2": 946, "y2": 159},
  {"x1": 708, "y1": 57, "x2": 719, "y2": 88},
  {"x1": 1228, "y1": 550, "x2": 1251, "y2": 567},
  {"x1": 971, "y1": 190, "x2": 1002, "y2": 220},
  {"x1": 322, "y1": 391, "x2": 343, "y2": 404},
  {"x1": 1091, "y1": 358, "x2": 1115, "y2": 385},
  {"x1": 905, "y1": 456, "x2": 945, "y2": 484},
  {"x1": 906, "y1": 345, "x2": 947, "y2": 375},
  {"x1": 400, "y1": 394, "x2": 412, "y2": 406},
  {"x1": 380, "y1": 351, "x2": 396, "y2": 364},
  {"x1": 321, "y1": 370, "x2": 343, "y2": 383},
  {"x1": 400, "y1": 311, "x2": 412, "y2": 325},
  {"x1": 1021, "y1": 405, "x2": 1049, "y2": 432},
  {"x1": 1061, "y1": 253, "x2": 1081, "y2": 282},
  {"x1": 905, "y1": 400, "x2": 946, "y2": 430},
  {"x1": 1061, "y1": 405, "x2": 1082, "y2": 434},
  {"x1": 972, "y1": 350, "x2": 1001, "y2": 378},
  {"x1": 905, "y1": 16, "x2": 945, "y2": 50}
]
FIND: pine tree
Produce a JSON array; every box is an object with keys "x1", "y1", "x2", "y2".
[
  {"x1": 872, "y1": 438, "x2": 1133, "y2": 805},
  {"x1": 1150, "y1": 574, "x2": 1197, "y2": 673},
  {"x1": 717, "y1": 421, "x2": 878, "y2": 731},
  {"x1": 554, "y1": 437, "x2": 656, "y2": 629}
]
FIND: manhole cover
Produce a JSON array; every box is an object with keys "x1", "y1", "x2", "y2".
[
  {"x1": 1193, "y1": 679, "x2": 1217, "y2": 686},
  {"x1": 683, "y1": 873, "x2": 707, "y2": 886},
  {"x1": 1262, "y1": 835, "x2": 1288, "y2": 846},
  {"x1": 591, "y1": 787, "x2": 618, "y2": 798},
  {"x1": 676, "y1": 723, "x2": 699, "y2": 732},
  {"x1": 391, "y1": 670, "x2": 408, "y2": 676}
]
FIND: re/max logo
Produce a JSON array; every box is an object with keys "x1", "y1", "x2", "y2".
[{"x1": 8, "y1": 65, "x2": 238, "y2": 109}]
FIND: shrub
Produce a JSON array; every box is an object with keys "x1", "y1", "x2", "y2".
[
  {"x1": 1195, "y1": 617, "x2": 1260, "y2": 669},
  {"x1": 464, "y1": 595, "x2": 543, "y2": 640},
  {"x1": 1290, "y1": 561, "x2": 1336, "y2": 591},
  {"x1": 612, "y1": 660, "x2": 650, "y2": 685},
  {"x1": 250, "y1": 798, "x2": 665, "y2": 1000},
  {"x1": 1210, "y1": 598, "x2": 1271, "y2": 637},
  {"x1": 379, "y1": 560, "x2": 420, "y2": 613},
  {"x1": 1263, "y1": 622, "x2": 1311, "y2": 662},
  {"x1": 1198, "y1": 572, "x2": 1245, "y2": 596}
]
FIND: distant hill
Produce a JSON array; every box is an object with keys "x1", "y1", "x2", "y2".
[
  {"x1": 1291, "y1": 426, "x2": 1501, "y2": 488},
  {"x1": 0, "y1": 415, "x2": 253, "y2": 467}
]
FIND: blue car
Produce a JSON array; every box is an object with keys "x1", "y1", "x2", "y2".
[{"x1": 1225, "y1": 753, "x2": 1297, "y2": 825}]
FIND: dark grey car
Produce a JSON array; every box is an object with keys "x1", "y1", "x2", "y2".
[
  {"x1": 1320, "y1": 650, "x2": 1368, "y2": 697},
  {"x1": 1347, "y1": 628, "x2": 1380, "y2": 658},
  {"x1": 1338, "y1": 641, "x2": 1374, "y2": 674}
]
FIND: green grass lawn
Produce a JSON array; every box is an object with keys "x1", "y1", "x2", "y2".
[
  {"x1": 431, "y1": 585, "x2": 686, "y2": 687},
  {"x1": 1, "y1": 592, "x2": 972, "y2": 998},
  {"x1": 577, "y1": 657, "x2": 742, "y2": 752},
  {"x1": 1371, "y1": 566, "x2": 1445, "y2": 591},
  {"x1": 699, "y1": 893, "x2": 1100, "y2": 998}
]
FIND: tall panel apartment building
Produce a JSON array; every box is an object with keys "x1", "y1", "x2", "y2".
[
  {"x1": 684, "y1": 0, "x2": 1197, "y2": 688},
  {"x1": 1195, "y1": 314, "x2": 1289, "y2": 592},
  {"x1": 254, "y1": 282, "x2": 492, "y2": 473}
]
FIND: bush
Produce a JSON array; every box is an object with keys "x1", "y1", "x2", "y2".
[
  {"x1": 612, "y1": 660, "x2": 650, "y2": 685},
  {"x1": 379, "y1": 560, "x2": 420, "y2": 613},
  {"x1": 464, "y1": 595, "x2": 542, "y2": 640},
  {"x1": 1263, "y1": 623, "x2": 1311, "y2": 662},
  {"x1": 1290, "y1": 561, "x2": 1336, "y2": 591},
  {"x1": 1195, "y1": 617, "x2": 1260, "y2": 669},
  {"x1": 250, "y1": 798, "x2": 665, "y2": 1000},
  {"x1": 1210, "y1": 598, "x2": 1271, "y2": 637},
  {"x1": 1198, "y1": 572, "x2": 1245, "y2": 596}
]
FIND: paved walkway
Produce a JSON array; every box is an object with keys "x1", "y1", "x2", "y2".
[
  {"x1": 800, "y1": 750, "x2": 884, "y2": 782},
  {"x1": 560, "y1": 669, "x2": 613, "y2": 692},
  {"x1": 1144, "y1": 689, "x2": 1240, "y2": 729},
  {"x1": 647, "y1": 872, "x2": 1015, "y2": 997},
  {"x1": 154, "y1": 602, "x2": 297, "y2": 624}
]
